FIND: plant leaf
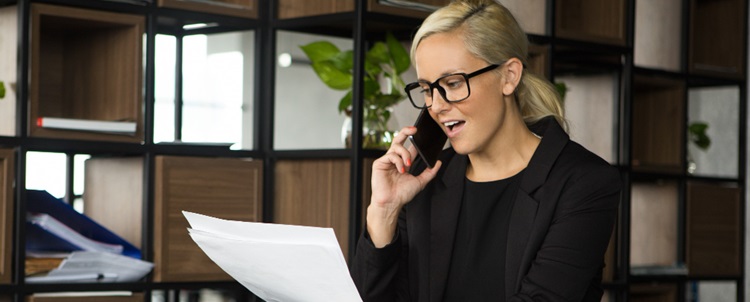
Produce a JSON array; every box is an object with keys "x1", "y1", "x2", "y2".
[
  {"x1": 300, "y1": 41, "x2": 341, "y2": 64},
  {"x1": 339, "y1": 91, "x2": 352, "y2": 113},
  {"x1": 366, "y1": 42, "x2": 390, "y2": 65},
  {"x1": 386, "y1": 32, "x2": 410, "y2": 74},
  {"x1": 310, "y1": 61, "x2": 352, "y2": 90},
  {"x1": 0, "y1": 81, "x2": 5, "y2": 99},
  {"x1": 330, "y1": 50, "x2": 354, "y2": 72},
  {"x1": 688, "y1": 122, "x2": 711, "y2": 150}
]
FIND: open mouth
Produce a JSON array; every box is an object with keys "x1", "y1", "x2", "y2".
[{"x1": 444, "y1": 120, "x2": 465, "y2": 132}]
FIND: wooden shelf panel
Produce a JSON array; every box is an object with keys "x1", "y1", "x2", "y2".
[
  {"x1": 686, "y1": 181, "x2": 741, "y2": 276},
  {"x1": 631, "y1": 75, "x2": 685, "y2": 174},
  {"x1": 83, "y1": 156, "x2": 144, "y2": 250},
  {"x1": 0, "y1": 148, "x2": 13, "y2": 284},
  {"x1": 277, "y1": 0, "x2": 449, "y2": 19},
  {"x1": 26, "y1": 293, "x2": 144, "y2": 302},
  {"x1": 629, "y1": 282, "x2": 678, "y2": 302},
  {"x1": 153, "y1": 156, "x2": 263, "y2": 282},
  {"x1": 689, "y1": 0, "x2": 746, "y2": 79},
  {"x1": 555, "y1": 0, "x2": 627, "y2": 45},
  {"x1": 158, "y1": 0, "x2": 257, "y2": 19},
  {"x1": 29, "y1": 4, "x2": 144, "y2": 143}
]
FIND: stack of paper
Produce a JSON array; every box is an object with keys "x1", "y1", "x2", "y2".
[
  {"x1": 26, "y1": 251, "x2": 153, "y2": 283},
  {"x1": 183, "y1": 211, "x2": 362, "y2": 302}
]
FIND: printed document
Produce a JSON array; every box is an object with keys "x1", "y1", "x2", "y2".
[{"x1": 183, "y1": 211, "x2": 363, "y2": 302}]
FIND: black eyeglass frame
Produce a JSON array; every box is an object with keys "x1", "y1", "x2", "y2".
[{"x1": 404, "y1": 63, "x2": 502, "y2": 109}]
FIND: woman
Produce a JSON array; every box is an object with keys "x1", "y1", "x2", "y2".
[{"x1": 350, "y1": 0, "x2": 621, "y2": 301}]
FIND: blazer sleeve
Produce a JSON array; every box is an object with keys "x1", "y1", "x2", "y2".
[
  {"x1": 510, "y1": 163, "x2": 622, "y2": 301},
  {"x1": 350, "y1": 208, "x2": 411, "y2": 302}
]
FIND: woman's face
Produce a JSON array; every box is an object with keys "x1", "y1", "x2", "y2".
[{"x1": 414, "y1": 31, "x2": 510, "y2": 155}]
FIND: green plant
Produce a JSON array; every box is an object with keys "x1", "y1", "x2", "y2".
[
  {"x1": 688, "y1": 121, "x2": 711, "y2": 150},
  {"x1": 554, "y1": 82, "x2": 567, "y2": 101},
  {"x1": 0, "y1": 81, "x2": 5, "y2": 99},
  {"x1": 300, "y1": 32, "x2": 410, "y2": 139}
]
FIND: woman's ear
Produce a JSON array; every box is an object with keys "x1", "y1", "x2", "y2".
[{"x1": 501, "y1": 57, "x2": 523, "y2": 96}]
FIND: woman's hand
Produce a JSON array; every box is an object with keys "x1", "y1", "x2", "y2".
[{"x1": 367, "y1": 126, "x2": 442, "y2": 248}]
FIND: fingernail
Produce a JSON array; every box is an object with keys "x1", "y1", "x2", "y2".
[
  {"x1": 400, "y1": 166, "x2": 405, "y2": 173},
  {"x1": 407, "y1": 158, "x2": 411, "y2": 166}
]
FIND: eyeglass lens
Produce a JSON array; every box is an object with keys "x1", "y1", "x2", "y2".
[{"x1": 407, "y1": 74, "x2": 469, "y2": 108}]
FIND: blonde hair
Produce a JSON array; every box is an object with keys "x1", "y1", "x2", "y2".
[{"x1": 411, "y1": 0, "x2": 567, "y2": 130}]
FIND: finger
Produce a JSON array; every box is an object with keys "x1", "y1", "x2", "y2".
[
  {"x1": 390, "y1": 126, "x2": 416, "y2": 148},
  {"x1": 375, "y1": 151, "x2": 408, "y2": 174},
  {"x1": 415, "y1": 160, "x2": 443, "y2": 187}
]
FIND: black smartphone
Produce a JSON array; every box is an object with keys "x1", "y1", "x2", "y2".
[{"x1": 409, "y1": 108, "x2": 448, "y2": 168}]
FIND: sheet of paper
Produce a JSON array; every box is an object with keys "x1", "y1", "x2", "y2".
[{"x1": 183, "y1": 211, "x2": 362, "y2": 302}]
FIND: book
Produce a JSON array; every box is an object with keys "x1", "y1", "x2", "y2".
[
  {"x1": 36, "y1": 117, "x2": 136, "y2": 134},
  {"x1": 27, "y1": 213, "x2": 124, "y2": 255},
  {"x1": 25, "y1": 190, "x2": 141, "y2": 259}
]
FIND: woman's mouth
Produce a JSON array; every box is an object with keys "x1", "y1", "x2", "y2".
[{"x1": 443, "y1": 120, "x2": 465, "y2": 136}]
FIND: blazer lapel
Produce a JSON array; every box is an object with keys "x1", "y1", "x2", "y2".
[
  {"x1": 505, "y1": 117, "x2": 569, "y2": 297},
  {"x1": 428, "y1": 154, "x2": 467, "y2": 302}
]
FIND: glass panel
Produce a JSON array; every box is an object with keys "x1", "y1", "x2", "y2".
[
  {"x1": 154, "y1": 34, "x2": 177, "y2": 143},
  {"x1": 687, "y1": 86, "x2": 739, "y2": 178},
  {"x1": 556, "y1": 73, "x2": 619, "y2": 164},
  {"x1": 274, "y1": 31, "x2": 351, "y2": 150},
  {"x1": 634, "y1": 0, "x2": 682, "y2": 71},
  {"x1": 182, "y1": 31, "x2": 255, "y2": 150},
  {"x1": 25, "y1": 151, "x2": 67, "y2": 199},
  {"x1": 688, "y1": 281, "x2": 737, "y2": 302}
]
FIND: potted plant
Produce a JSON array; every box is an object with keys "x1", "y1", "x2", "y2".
[{"x1": 300, "y1": 32, "x2": 410, "y2": 149}]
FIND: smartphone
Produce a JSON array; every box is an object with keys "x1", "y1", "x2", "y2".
[{"x1": 409, "y1": 108, "x2": 448, "y2": 168}]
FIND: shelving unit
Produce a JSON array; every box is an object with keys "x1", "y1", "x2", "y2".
[{"x1": 0, "y1": 0, "x2": 746, "y2": 301}]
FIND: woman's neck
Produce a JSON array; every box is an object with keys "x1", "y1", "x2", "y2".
[{"x1": 466, "y1": 118, "x2": 540, "y2": 182}]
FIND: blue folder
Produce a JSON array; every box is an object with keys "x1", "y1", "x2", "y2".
[{"x1": 25, "y1": 190, "x2": 141, "y2": 259}]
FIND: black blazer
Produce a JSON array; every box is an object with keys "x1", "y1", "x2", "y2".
[{"x1": 350, "y1": 117, "x2": 621, "y2": 302}]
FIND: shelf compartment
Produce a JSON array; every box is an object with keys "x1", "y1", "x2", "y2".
[
  {"x1": 686, "y1": 181, "x2": 741, "y2": 277},
  {"x1": 634, "y1": 0, "x2": 683, "y2": 72},
  {"x1": 277, "y1": 0, "x2": 449, "y2": 19},
  {"x1": 0, "y1": 6, "x2": 17, "y2": 137},
  {"x1": 687, "y1": 86, "x2": 740, "y2": 178},
  {"x1": 157, "y1": 0, "x2": 257, "y2": 19},
  {"x1": 555, "y1": 72, "x2": 619, "y2": 164},
  {"x1": 274, "y1": 159, "x2": 352, "y2": 258},
  {"x1": 631, "y1": 75, "x2": 685, "y2": 174},
  {"x1": 630, "y1": 180, "x2": 680, "y2": 273},
  {"x1": 629, "y1": 282, "x2": 678, "y2": 302},
  {"x1": 555, "y1": 0, "x2": 627, "y2": 45},
  {"x1": 0, "y1": 148, "x2": 13, "y2": 284},
  {"x1": 688, "y1": 0, "x2": 746, "y2": 79},
  {"x1": 153, "y1": 155, "x2": 262, "y2": 282},
  {"x1": 26, "y1": 292, "x2": 144, "y2": 302},
  {"x1": 83, "y1": 156, "x2": 145, "y2": 251},
  {"x1": 29, "y1": 4, "x2": 144, "y2": 143},
  {"x1": 274, "y1": 158, "x2": 373, "y2": 260}
]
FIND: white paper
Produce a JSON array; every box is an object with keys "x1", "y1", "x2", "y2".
[
  {"x1": 26, "y1": 251, "x2": 153, "y2": 283},
  {"x1": 183, "y1": 211, "x2": 362, "y2": 302}
]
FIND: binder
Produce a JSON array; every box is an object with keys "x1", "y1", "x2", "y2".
[{"x1": 25, "y1": 190, "x2": 141, "y2": 259}]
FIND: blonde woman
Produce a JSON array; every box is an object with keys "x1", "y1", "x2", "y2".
[{"x1": 350, "y1": 0, "x2": 621, "y2": 301}]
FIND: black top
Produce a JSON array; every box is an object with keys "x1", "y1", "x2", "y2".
[{"x1": 443, "y1": 171, "x2": 522, "y2": 301}]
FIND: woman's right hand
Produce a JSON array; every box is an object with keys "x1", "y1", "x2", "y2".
[{"x1": 367, "y1": 126, "x2": 442, "y2": 248}]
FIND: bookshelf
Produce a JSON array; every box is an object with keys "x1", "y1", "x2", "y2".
[{"x1": 0, "y1": 0, "x2": 745, "y2": 301}]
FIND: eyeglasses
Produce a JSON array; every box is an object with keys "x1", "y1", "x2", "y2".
[{"x1": 404, "y1": 63, "x2": 501, "y2": 109}]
